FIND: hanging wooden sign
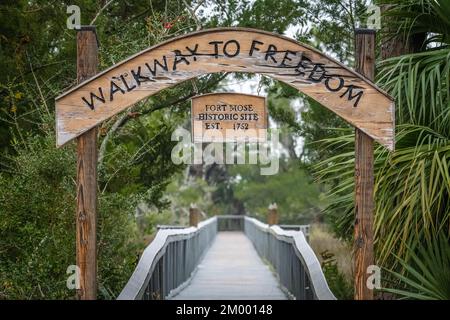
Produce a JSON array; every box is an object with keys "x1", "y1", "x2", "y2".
[
  {"x1": 191, "y1": 93, "x2": 267, "y2": 142},
  {"x1": 56, "y1": 27, "x2": 395, "y2": 150}
]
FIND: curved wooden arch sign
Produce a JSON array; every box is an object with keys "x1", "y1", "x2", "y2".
[{"x1": 56, "y1": 28, "x2": 395, "y2": 149}]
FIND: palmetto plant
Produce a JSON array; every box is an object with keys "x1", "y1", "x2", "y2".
[
  {"x1": 313, "y1": 0, "x2": 450, "y2": 298},
  {"x1": 383, "y1": 234, "x2": 450, "y2": 300}
]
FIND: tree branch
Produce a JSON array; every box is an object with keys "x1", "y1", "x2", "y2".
[
  {"x1": 182, "y1": 0, "x2": 205, "y2": 30},
  {"x1": 90, "y1": 0, "x2": 114, "y2": 25}
]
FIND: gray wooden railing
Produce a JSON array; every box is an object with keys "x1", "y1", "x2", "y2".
[
  {"x1": 244, "y1": 216, "x2": 335, "y2": 300},
  {"x1": 117, "y1": 217, "x2": 217, "y2": 300},
  {"x1": 118, "y1": 214, "x2": 335, "y2": 300},
  {"x1": 279, "y1": 224, "x2": 311, "y2": 242}
]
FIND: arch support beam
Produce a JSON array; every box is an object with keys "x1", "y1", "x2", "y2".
[
  {"x1": 354, "y1": 29, "x2": 376, "y2": 300},
  {"x1": 76, "y1": 26, "x2": 98, "y2": 300}
]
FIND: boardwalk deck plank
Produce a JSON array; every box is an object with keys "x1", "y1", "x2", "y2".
[{"x1": 171, "y1": 232, "x2": 288, "y2": 300}]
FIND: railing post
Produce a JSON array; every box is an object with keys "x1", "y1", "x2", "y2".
[
  {"x1": 267, "y1": 203, "x2": 279, "y2": 226},
  {"x1": 189, "y1": 203, "x2": 200, "y2": 227}
]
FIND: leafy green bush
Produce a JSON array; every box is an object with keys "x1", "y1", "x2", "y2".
[
  {"x1": 320, "y1": 250, "x2": 353, "y2": 300},
  {"x1": 0, "y1": 133, "x2": 140, "y2": 299}
]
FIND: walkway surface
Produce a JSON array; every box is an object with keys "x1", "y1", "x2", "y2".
[{"x1": 171, "y1": 231, "x2": 288, "y2": 300}]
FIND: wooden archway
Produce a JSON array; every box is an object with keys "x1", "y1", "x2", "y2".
[
  {"x1": 57, "y1": 27, "x2": 394, "y2": 300},
  {"x1": 56, "y1": 28, "x2": 394, "y2": 149}
]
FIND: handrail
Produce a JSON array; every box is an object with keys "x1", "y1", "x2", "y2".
[
  {"x1": 279, "y1": 224, "x2": 311, "y2": 241},
  {"x1": 117, "y1": 217, "x2": 217, "y2": 300},
  {"x1": 244, "y1": 216, "x2": 336, "y2": 300}
]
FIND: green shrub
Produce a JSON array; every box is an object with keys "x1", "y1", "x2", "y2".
[
  {"x1": 320, "y1": 250, "x2": 353, "y2": 300},
  {"x1": 0, "y1": 133, "x2": 140, "y2": 299}
]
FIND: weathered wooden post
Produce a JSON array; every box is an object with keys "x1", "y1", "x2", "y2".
[
  {"x1": 76, "y1": 26, "x2": 99, "y2": 300},
  {"x1": 354, "y1": 29, "x2": 376, "y2": 300},
  {"x1": 189, "y1": 204, "x2": 200, "y2": 227},
  {"x1": 267, "y1": 203, "x2": 279, "y2": 226}
]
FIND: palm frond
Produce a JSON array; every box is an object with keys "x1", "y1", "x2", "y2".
[
  {"x1": 313, "y1": 124, "x2": 450, "y2": 273},
  {"x1": 379, "y1": 0, "x2": 450, "y2": 46},
  {"x1": 383, "y1": 234, "x2": 450, "y2": 300},
  {"x1": 378, "y1": 48, "x2": 450, "y2": 134}
]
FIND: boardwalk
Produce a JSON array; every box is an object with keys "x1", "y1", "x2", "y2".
[{"x1": 171, "y1": 232, "x2": 288, "y2": 300}]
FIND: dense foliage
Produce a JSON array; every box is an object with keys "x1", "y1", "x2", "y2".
[{"x1": 313, "y1": 0, "x2": 450, "y2": 299}]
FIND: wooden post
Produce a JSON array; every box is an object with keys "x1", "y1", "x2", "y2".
[
  {"x1": 189, "y1": 204, "x2": 200, "y2": 227},
  {"x1": 76, "y1": 26, "x2": 99, "y2": 300},
  {"x1": 354, "y1": 29, "x2": 375, "y2": 300},
  {"x1": 267, "y1": 203, "x2": 279, "y2": 226}
]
